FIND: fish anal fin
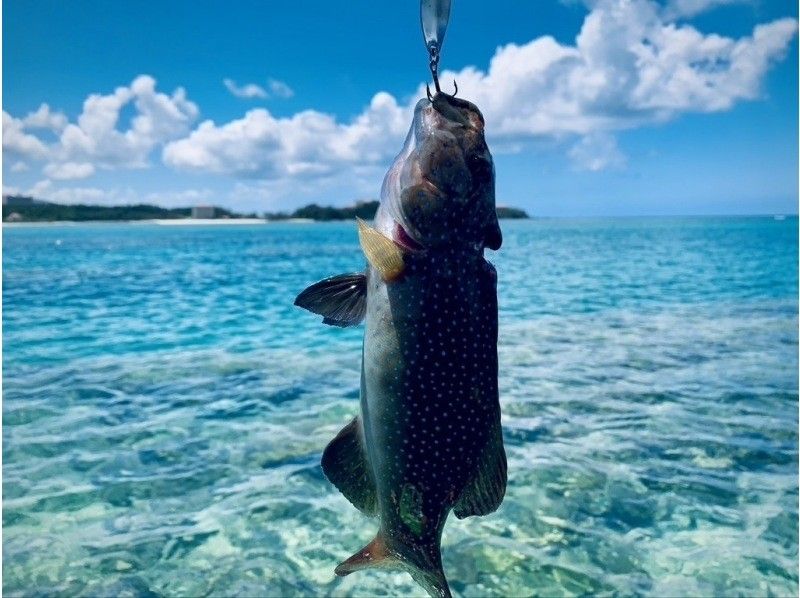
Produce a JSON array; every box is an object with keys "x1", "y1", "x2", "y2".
[
  {"x1": 334, "y1": 534, "x2": 397, "y2": 576},
  {"x1": 356, "y1": 217, "x2": 406, "y2": 282},
  {"x1": 321, "y1": 417, "x2": 377, "y2": 516},
  {"x1": 454, "y1": 419, "x2": 507, "y2": 519},
  {"x1": 294, "y1": 273, "x2": 366, "y2": 327}
]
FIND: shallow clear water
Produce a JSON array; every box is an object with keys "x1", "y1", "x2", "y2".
[{"x1": 3, "y1": 218, "x2": 798, "y2": 597}]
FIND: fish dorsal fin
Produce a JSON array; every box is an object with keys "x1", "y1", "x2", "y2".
[
  {"x1": 321, "y1": 417, "x2": 377, "y2": 516},
  {"x1": 294, "y1": 273, "x2": 367, "y2": 327},
  {"x1": 334, "y1": 533, "x2": 397, "y2": 576},
  {"x1": 356, "y1": 217, "x2": 405, "y2": 281},
  {"x1": 453, "y1": 415, "x2": 507, "y2": 519}
]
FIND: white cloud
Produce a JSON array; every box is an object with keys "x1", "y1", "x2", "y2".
[
  {"x1": 662, "y1": 0, "x2": 746, "y2": 19},
  {"x1": 223, "y1": 78, "x2": 268, "y2": 99},
  {"x1": 2, "y1": 75, "x2": 199, "y2": 181},
  {"x1": 43, "y1": 161, "x2": 96, "y2": 180},
  {"x1": 6, "y1": 178, "x2": 215, "y2": 207},
  {"x1": 3, "y1": 0, "x2": 796, "y2": 202},
  {"x1": 8, "y1": 178, "x2": 135, "y2": 205},
  {"x1": 223, "y1": 77, "x2": 294, "y2": 100},
  {"x1": 164, "y1": 0, "x2": 796, "y2": 179},
  {"x1": 28, "y1": 179, "x2": 55, "y2": 198},
  {"x1": 268, "y1": 78, "x2": 294, "y2": 98},
  {"x1": 53, "y1": 74, "x2": 198, "y2": 170},
  {"x1": 3, "y1": 111, "x2": 49, "y2": 159},
  {"x1": 434, "y1": 3, "x2": 796, "y2": 139},
  {"x1": 569, "y1": 132, "x2": 626, "y2": 171},
  {"x1": 47, "y1": 186, "x2": 109, "y2": 203},
  {"x1": 22, "y1": 103, "x2": 68, "y2": 131},
  {"x1": 225, "y1": 166, "x2": 384, "y2": 211},
  {"x1": 163, "y1": 91, "x2": 410, "y2": 178},
  {"x1": 10, "y1": 161, "x2": 29, "y2": 172}
]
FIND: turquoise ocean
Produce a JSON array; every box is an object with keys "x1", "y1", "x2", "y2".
[{"x1": 3, "y1": 217, "x2": 798, "y2": 597}]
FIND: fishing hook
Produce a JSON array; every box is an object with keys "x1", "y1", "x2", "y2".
[
  {"x1": 426, "y1": 79, "x2": 458, "y2": 101},
  {"x1": 426, "y1": 46, "x2": 458, "y2": 100}
]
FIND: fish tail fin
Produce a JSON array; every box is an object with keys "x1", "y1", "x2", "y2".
[
  {"x1": 334, "y1": 533, "x2": 452, "y2": 598},
  {"x1": 408, "y1": 559, "x2": 452, "y2": 598}
]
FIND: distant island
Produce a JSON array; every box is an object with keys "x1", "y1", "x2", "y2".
[{"x1": 3, "y1": 195, "x2": 529, "y2": 223}]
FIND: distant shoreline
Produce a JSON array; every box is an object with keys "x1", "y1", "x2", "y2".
[
  {"x1": 2, "y1": 218, "x2": 271, "y2": 227},
  {"x1": 3, "y1": 196, "x2": 531, "y2": 224},
  {"x1": 3, "y1": 214, "x2": 796, "y2": 226},
  {"x1": 2, "y1": 215, "x2": 536, "y2": 226}
]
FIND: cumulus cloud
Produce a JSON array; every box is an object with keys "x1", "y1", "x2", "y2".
[
  {"x1": 440, "y1": 3, "x2": 796, "y2": 140},
  {"x1": 22, "y1": 103, "x2": 68, "y2": 131},
  {"x1": 54, "y1": 75, "x2": 198, "y2": 170},
  {"x1": 163, "y1": 0, "x2": 796, "y2": 178},
  {"x1": 3, "y1": 0, "x2": 797, "y2": 198},
  {"x1": 223, "y1": 78, "x2": 268, "y2": 99},
  {"x1": 163, "y1": 91, "x2": 409, "y2": 178},
  {"x1": 3, "y1": 111, "x2": 49, "y2": 159},
  {"x1": 2, "y1": 75, "x2": 198, "y2": 181}
]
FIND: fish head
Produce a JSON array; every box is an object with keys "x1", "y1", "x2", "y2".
[{"x1": 377, "y1": 93, "x2": 501, "y2": 252}]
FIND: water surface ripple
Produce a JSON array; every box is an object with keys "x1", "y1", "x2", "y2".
[{"x1": 3, "y1": 218, "x2": 797, "y2": 597}]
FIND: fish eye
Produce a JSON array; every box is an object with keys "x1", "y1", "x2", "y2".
[{"x1": 467, "y1": 151, "x2": 492, "y2": 180}]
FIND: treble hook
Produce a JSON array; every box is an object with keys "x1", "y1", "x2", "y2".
[
  {"x1": 426, "y1": 46, "x2": 458, "y2": 100},
  {"x1": 426, "y1": 79, "x2": 458, "y2": 101}
]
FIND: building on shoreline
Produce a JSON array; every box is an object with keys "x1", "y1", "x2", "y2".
[{"x1": 191, "y1": 206, "x2": 215, "y2": 219}]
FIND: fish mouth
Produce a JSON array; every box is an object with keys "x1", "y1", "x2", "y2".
[{"x1": 393, "y1": 221, "x2": 425, "y2": 252}]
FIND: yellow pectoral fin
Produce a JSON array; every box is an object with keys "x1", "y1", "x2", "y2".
[{"x1": 356, "y1": 217, "x2": 406, "y2": 281}]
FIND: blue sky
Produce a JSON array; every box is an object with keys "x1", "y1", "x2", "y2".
[{"x1": 3, "y1": 0, "x2": 798, "y2": 216}]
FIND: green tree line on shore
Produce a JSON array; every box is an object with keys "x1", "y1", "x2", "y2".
[
  {"x1": 266, "y1": 201, "x2": 529, "y2": 221},
  {"x1": 3, "y1": 196, "x2": 528, "y2": 222},
  {"x1": 2, "y1": 197, "x2": 246, "y2": 222}
]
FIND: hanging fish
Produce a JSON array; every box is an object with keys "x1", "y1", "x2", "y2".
[{"x1": 294, "y1": 88, "x2": 506, "y2": 598}]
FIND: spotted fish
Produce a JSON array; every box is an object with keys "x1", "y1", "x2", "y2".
[{"x1": 295, "y1": 91, "x2": 506, "y2": 598}]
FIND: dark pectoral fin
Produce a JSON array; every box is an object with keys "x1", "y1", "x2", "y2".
[
  {"x1": 454, "y1": 417, "x2": 507, "y2": 519},
  {"x1": 294, "y1": 273, "x2": 367, "y2": 327},
  {"x1": 321, "y1": 417, "x2": 377, "y2": 516}
]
